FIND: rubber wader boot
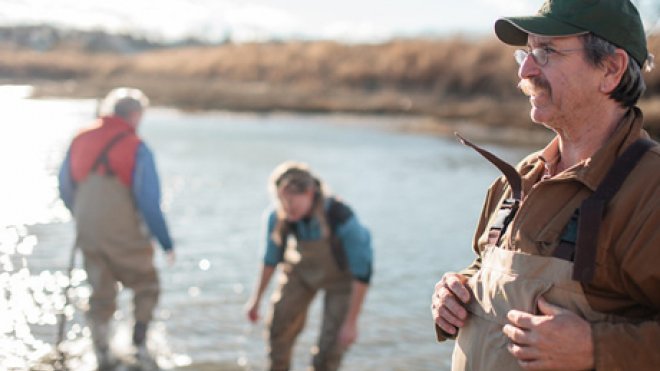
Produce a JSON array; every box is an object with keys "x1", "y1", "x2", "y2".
[
  {"x1": 90, "y1": 321, "x2": 118, "y2": 370},
  {"x1": 133, "y1": 322, "x2": 158, "y2": 370}
]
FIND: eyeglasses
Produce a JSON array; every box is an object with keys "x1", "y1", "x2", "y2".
[{"x1": 514, "y1": 47, "x2": 584, "y2": 66}]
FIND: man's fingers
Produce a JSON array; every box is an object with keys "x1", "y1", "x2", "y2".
[
  {"x1": 516, "y1": 359, "x2": 548, "y2": 371},
  {"x1": 502, "y1": 324, "x2": 532, "y2": 345},
  {"x1": 507, "y1": 343, "x2": 538, "y2": 361},
  {"x1": 433, "y1": 283, "x2": 469, "y2": 319},
  {"x1": 507, "y1": 309, "x2": 536, "y2": 329},
  {"x1": 432, "y1": 290, "x2": 467, "y2": 324},
  {"x1": 537, "y1": 296, "x2": 564, "y2": 316},
  {"x1": 432, "y1": 273, "x2": 470, "y2": 337},
  {"x1": 440, "y1": 306, "x2": 465, "y2": 328},
  {"x1": 436, "y1": 317, "x2": 458, "y2": 336},
  {"x1": 443, "y1": 294, "x2": 468, "y2": 320},
  {"x1": 445, "y1": 276, "x2": 470, "y2": 304}
]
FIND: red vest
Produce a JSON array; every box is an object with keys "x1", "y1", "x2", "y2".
[{"x1": 70, "y1": 116, "x2": 141, "y2": 188}]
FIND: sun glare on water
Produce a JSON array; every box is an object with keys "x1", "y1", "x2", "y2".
[
  {"x1": 0, "y1": 85, "x2": 86, "y2": 226},
  {"x1": 0, "y1": 87, "x2": 191, "y2": 369},
  {"x1": 0, "y1": 87, "x2": 96, "y2": 369}
]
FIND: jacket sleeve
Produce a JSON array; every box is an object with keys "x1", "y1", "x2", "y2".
[
  {"x1": 593, "y1": 319, "x2": 660, "y2": 369},
  {"x1": 435, "y1": 177, "x2": 505, "y2": 342},
  {"x1": 58, "y1": 149, "x2": 76, "y2": 212},
  {"x1": 262, "y1": 210, "x2": 282, "y2": 267},
  {"x1": 132, "y1": 143, "x2": 174, "y2": 251},
  {"x1": 592, "y1": 199, "x2": 660, "y2": 369}
]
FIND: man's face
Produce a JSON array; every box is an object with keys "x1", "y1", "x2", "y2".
[
  {"x1": 277, "y1": 187, "x2": 315, "y2": 222},
  {"x1": 518, "y1": 35, "x2": 603, "y2": 130}
]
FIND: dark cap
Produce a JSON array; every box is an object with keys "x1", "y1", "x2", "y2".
[{"x1": 495, "y1": 0, "x2": 648, "y2": 67}]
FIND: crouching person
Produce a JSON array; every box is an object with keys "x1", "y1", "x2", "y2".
[{"x1": 246, "y1": 161, "x2": 373, "y2": 371}]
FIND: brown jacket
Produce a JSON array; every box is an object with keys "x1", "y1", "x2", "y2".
[{"x1": 445, "y1": 107, "x2": 660, "y2": 369}]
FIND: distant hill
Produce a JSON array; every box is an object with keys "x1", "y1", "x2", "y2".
[
  {"x1": 1, "y1": 25, "x2": 658, "y2": 140},
  {"x1": 0, "y1": 25, "x2": 212, "y2": 54}
]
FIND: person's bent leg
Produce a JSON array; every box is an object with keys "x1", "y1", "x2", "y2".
[
  {"x1": 132, "y1": 284, "x2": 159, "y2": 371},
  {"x1": 110, "y1": 244, "x2": 159, "y2": 345},
  {"x1": 130, "y1": 273, "x2": 159, "y2": 346},
  {"x1": 82, "y1": 248, "x2": 119, "y2": 368},
  {"x1": 266, "y1": 271, "x2": 316, "y2": 371},
  {"x1": 312, "y1": 283, "x2": 351, "y2": 371},
  {"x1": 111, "y1": 244, "x2": 160, "y2": 369}
]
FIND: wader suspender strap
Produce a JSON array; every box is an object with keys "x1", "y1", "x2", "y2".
[
  {"x1": 278, "y1": 197, "x2": 353, "y2": 271},
  {"x1": 90, "y1": 131, "x2": 132, "y2": 177},
  {"x1": 276, "y1": 221, "x2": 293, "y2": 263},
  {"x1": 456, "y1": 133, "x2": 523, "y2": 246},
  {"x1": 552, "y1": 209, "x2": 580, "y2": 261},
  {"x1": 326, "y1": 198, "x2": 352, "y2": 271},
  {"x1": 572, "y1": 138, "x2": 655, "y2": 283}
]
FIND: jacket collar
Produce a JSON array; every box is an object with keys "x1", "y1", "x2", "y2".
[
  {"x1": 576, "y1": 107, "x2": 648, "y2": 191},
  {"x1": 100, "y1": 115, "x2": 136, "y2": 134},
  {"x1": 529, "y1": 107, "x2": 648, "y2": 191}
]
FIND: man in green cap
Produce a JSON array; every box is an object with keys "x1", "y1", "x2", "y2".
[{"x1": 431, "y1": 0, "x2": 659, "y2": 370}]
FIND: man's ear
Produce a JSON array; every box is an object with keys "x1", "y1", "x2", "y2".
[
  {"x1": 129, "y1": 111, "x2": 143, "y2": 128},
  {"x1": 600, "y1": 49, "x2": 628, "y2": 94}
]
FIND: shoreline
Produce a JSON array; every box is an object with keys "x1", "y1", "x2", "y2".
[
  {"x1": 9, "y1": 80, "x2": 654, "y2": 146},
  {"x1": 20, "y1": 80, "x2": 556, "y2": 146}
]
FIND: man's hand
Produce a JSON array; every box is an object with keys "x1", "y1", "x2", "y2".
[
  {"x1": 166, "y1": 250, "x2": 176, "y2": 266},
  {"x1": 431, "y1": 273, "x2": 470, "y2": 335},
  {"x1": 503, "y1": 297, "x2": 594, "y2": 370},
  {"x1": 245, "y1": 299, "x2": 260, "y2": 323},
  {"x1": 338, "y1": 319, "x2": 358, "y2": 349}
]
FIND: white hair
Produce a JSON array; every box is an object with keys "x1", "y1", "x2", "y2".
[{"x1": 98, "y1": 87, "x2": 150, "y2": 118}]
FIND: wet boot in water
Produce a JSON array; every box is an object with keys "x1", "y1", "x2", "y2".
[
  {"x1": 90, "y1": 321, "x2": 118, "y2": 370},
  {"x1": 133, "y1": 321, "x2": 159, "y2": 370},
  {"x1": 95, "y1": 347, "x2": 118, "y2": 371}
]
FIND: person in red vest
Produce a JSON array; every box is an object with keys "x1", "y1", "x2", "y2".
[{"x1": 58, "y1": 87, "x2": 174, "y2": 370}]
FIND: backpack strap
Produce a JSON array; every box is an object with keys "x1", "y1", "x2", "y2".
[
  {"x1": 90, "y1": 131, "x2": 132, "y2": 177},
  {"x1": 326, "y1": 197, "x2": 354, "y2": 271},
  {"x1": 573, "y1": 138, "x2": 655, "y2": 283},
  {"x1": 486, "y1": 198, "x2": 520, "y2": 246}
]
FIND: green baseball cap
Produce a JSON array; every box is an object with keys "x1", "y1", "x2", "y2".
[{"x1": 495, "y1": 0, "x2": 648, "y2": 67}]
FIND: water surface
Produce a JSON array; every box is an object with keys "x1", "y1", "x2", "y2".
[{"x1": 0, "y1": 92, "x2": 532, "y2": 370}]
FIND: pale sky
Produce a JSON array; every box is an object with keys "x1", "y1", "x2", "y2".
[
  {"x1": 0, "y1": 0, "x2": 539, "y2": 41},
  {"x1": 0, "y1": 0, "x2": 658, "y2": 42}
]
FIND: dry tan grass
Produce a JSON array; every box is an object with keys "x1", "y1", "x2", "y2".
[{"x1": 2, "y1": 37, "x2": 660, "y2": 139}]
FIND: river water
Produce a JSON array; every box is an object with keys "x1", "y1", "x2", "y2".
[{"x1": 0, "y1": 89, "x2": 533, "y2": 370}]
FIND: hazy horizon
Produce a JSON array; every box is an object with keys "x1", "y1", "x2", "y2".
[
  {"x1": 0, "y1": 0, "x2": 542, "y2": 43},
  {"x1": 2, "y1": 0, "x2": 659, "y2": 43}
]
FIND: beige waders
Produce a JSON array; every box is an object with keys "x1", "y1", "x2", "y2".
[
  {"x1": 74, "y1": 174, "x2": 159, "y2": 351},
  {"x1": 266, "y1": 236, "x2": 353, "y2": 371},
  {"x1": 450, "y1": 137, "x2": 655, "y2": 371},
  {"x1": 452, "y1": 245, "x2": 612, "y2": 371}
]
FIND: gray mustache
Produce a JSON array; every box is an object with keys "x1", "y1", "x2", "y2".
[{"x1": 518, "y1": 77, "x2": 551, "y2": 97}]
